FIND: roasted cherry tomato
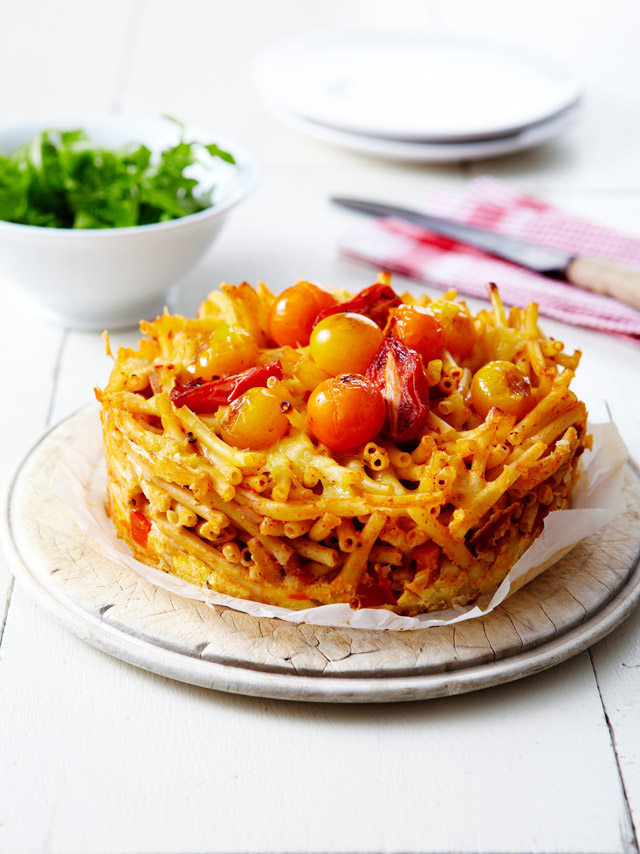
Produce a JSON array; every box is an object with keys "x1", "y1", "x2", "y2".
[
  {"x1": 388, "y1": 304, "x2": 444, "y2": 363},
  {"x1": 130, "y1": 509, "x2": 152, "y2": 548},
  {"x1": 355, "y1": 567, "x2": 397, "y2": 608},
  {"x1": 268, "y1": 282, "x2": 338, "y2": 348},
  {"x1": 309, "y1": 312, "x2": 383, "y2": 376},
  {"x1": 219, "y1": 386, "x2": 290, "y2": 449},
  {"x1": 470, "y1": 361, "x2": 534, "y2": 420},
  {"x1": 314, "y1": 282, "x2": 401, "y2": 329},
  {"x1": 184, "y1": 324, "x2": 258, "y2": 381},
  {"x1": 428, "y1": 300, "x2": 476, "y2": 359},
  {"x1": 366, "y1": 337, "x2": 430, "y2": 444},
  {"x1": 307, "y1": 374, "x2": 385, "y2": 452},
  {"x1": 171, "y1": 361, "x2": 283, "y2": 413}
]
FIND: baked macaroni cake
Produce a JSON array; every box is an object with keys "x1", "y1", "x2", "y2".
[{"x1": 96, "y1": 275, "x2": 589, "y2": 615}]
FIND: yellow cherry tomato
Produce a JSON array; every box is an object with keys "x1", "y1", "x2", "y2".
[
  {"x1": 309, "y1": 312, "x2": 383, "y2": 376},
  {"x1": 470, "y1": 361, "x2": 534, "y2": 420},
  {"x1": 185, "y1": 324, "x2": 258, "y2": 381},
  {"x1": 219, "y1": 386, "x2": 290, "y2": 449},
  {"x1": 428, "y1": 301, "x2": 476, "y2": 359}
]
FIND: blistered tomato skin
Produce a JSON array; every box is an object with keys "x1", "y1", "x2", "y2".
[
  {"x1": 268, "y1": 282, "x2": 338, "y2": 348},
  {"x1": 219, "y1": 386, "x2": 290, "y2": 449},
  {"x1": 428, "y1": 301, "x2": 476, "y2": 359},
  {"x1": 310, "y1": 312, "x2": 383, "y2": 376},
  {"x1": 389, "y1": 305, "x2": 445, "y2": 363},
  {"x1": 307, "y1": 374, "x2": 386, "y2": 452},
  {"x1": 470, "y1": 361, "x2": 535, "y2": 420},
  {"x1": 184, "y1": 325, "x2": 258, "y2": 381}
]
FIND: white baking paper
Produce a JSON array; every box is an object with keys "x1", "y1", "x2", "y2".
[{"x1": 53, "y1": 406, "x2": 629, "y2": 631}]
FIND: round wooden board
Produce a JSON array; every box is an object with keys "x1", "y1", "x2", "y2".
[{"x1": 3, "y1": 409, "x2": 640, "y2": 703}]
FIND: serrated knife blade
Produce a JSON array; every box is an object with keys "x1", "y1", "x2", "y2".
[{"x1": 332, "y1": 196, "x2": 640, "y2": 311}]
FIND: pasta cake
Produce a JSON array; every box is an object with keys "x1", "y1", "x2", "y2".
[{"x1": 96, "y1": 275, "x2": 590, "y2": 615}]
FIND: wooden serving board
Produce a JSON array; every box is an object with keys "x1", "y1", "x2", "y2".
[{"x1": 3, "y1": 409, "x2": 640, "y2": 703}]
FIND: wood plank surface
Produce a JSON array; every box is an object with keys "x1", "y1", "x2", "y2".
[
  {"x1": 457, "y1": 0, "x2": 640, "y2": 191},
  {"x1": 0, "y1": 585, "x2": 635, "y2": 854},
  {"x1": 0, "y1": 0, "x2": 133, "y2": 118},
  {"x1": 2, "y1": 0, "x2": 640, "y2": 852},
  {"x1": 591, "y1": 611, "x2": 640, "y2": 843},
  {"x1": 0, "y1": 0, "x2": 133, "y2": 625},
  {"x1": 0, "y1": 290, "x2": 61, "y2": 629}
]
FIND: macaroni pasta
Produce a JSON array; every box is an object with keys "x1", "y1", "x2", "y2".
[{"x1": 96, "y1": 276, "x2": 589, "y2": 614}]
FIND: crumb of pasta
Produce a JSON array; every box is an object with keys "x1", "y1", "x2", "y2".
[{"x1": 96, "y1": 275, "x2": 589, "y2": 615}]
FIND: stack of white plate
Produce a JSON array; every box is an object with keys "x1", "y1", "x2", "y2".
[{"x1": 254, "y1": 32, "x2": 582, "y2": 162}]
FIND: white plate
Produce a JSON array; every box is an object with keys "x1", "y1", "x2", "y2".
[
  {"x1": 255, "y1": 32, "x2": 582, "y2": 143},
  {"x1": 265, "y1": 100, "x2": 580, "y2": 162}
]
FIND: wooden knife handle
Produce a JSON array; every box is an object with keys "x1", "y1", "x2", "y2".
[{"x1": 567, "y1": 255, "x2": 640, "y2": 311}]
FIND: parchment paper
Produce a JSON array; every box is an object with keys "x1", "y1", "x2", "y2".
[{"x1": 53, "y1": 406, "x2": 629, "y2": 631}]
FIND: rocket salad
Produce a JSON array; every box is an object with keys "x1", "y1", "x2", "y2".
[{"x1": 0, "y1": 123, "x2": 235, "y2": 229}]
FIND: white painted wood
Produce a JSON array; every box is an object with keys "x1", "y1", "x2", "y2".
[
  {"x1": 0, "y1": 286, "x2": 61, "y2": 619},
  {"x1": 0, "y1": 585, "x2": 635, "y2": 854},
  {"x1": 49, "y1": 328, "x2": 140, "y2": 426},
  {"x1": 0, "y1": 0, "x2": 134, "y2": 618},
  {"x1": 447, "y1": 0, "x2": 640, "y2": 191},
  {"x1": 1, "y1": 1, "x2": 640, "y2": 852},
  {"x1": 123, "y1": 0, "x2": 442, "y2": 168},
  {"x1": 590, "y1": 607, "x2": 640, "y2": 840},
  {"x1": 0, "y1": 0, "x2": 133, "y2": 120}
]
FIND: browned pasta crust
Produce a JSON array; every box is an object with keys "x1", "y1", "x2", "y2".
[{"x1": 96, "y1": 277, "x2": 590, "y2": 615}]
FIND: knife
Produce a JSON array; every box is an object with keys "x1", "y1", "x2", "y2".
[{"x1": 332, "y1": 196, "x2": 640, "y2": 311}]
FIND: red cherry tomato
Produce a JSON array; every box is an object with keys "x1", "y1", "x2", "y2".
[
  {"x1": 389, "y1": 304, "x2": 444, "y2": 363},
  {"x1": 307, "y1": 374, "x2": 385, "y2": 452},
  {"x1": 355, "y1": 568, "x2": 397, "y2": 608},
  {"x1": 130, "y1": 510, "x2": 151, "y2": 548},
  {"x1": 268, "y1": 282, "x2": 338, "y2": 348},
  {"x1": 171, "y1": 361, "x2": 283, "y2": 413}
]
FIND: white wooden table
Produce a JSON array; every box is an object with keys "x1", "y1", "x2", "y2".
[{"x1": 2, "y1": 2, "x2": 640, "y2": 852}]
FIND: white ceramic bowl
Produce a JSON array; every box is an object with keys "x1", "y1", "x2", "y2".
[{"x1": 0, "y1": 114, "x2": 257, "y2": 329}]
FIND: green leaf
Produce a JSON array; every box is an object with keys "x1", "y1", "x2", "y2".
[
  {"x1": 0, "y1": 122, "x2": 236, "y2": 228},
  {"x1": 0, "y1": 155, "x2": 30, "y2": 221},
  {"x1": 205, "y1": 143, "x2": 236, "y2": 165}
]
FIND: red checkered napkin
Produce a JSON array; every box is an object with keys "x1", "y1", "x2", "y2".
[{"x1": 339, "y1": 177, "x2": 640, "y2": 341}]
